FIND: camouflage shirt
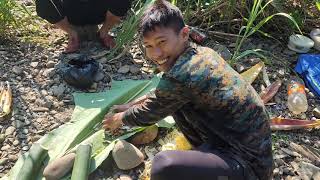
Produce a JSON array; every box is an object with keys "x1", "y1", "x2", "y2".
[{"x1": 123, "y1": 44, "x2": 273, "y2": 180}]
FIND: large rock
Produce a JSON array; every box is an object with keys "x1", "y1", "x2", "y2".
[
  {"x1": 118, "y1": 65, "x2": 130, "y2": 74},
  {"x1": 43, "y1": 153, "x2": 76, "y2": 180},
  {"x1": 5, "y1": 126, "x2": 15, "y2": 136},
  {"x1": 112, "y1": 140, "x2": 144, "y2": 170},
  {"x1": 130, "y1": 125, "x2": 158, "y2": 145}
]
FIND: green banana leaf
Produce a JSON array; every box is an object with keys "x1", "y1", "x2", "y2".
[{"x1": 3, "y1": 75, "x2": 176, "y2": 180}]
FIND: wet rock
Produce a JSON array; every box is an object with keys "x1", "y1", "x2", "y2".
[
  {"x1": 118, "y1": 65, "x2": 130, "y2": 74},
  {"x1": 112, "y1": 140, "x2": 144, "y2": 170}
]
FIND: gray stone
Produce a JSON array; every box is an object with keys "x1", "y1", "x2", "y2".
[
  {"x1": 41, "y1": 90, "x2": 48, "y2": 96},
  {"x1": 33, "y1": 107, "x2": 49, "y2": 112},
  {"x1": 22, "y1": 129, "x2": 28, "y2": 134},
  {"x1": 46, "y1": 61, "x2": 55, "y2": 68},
  {"x1": 0, "y1": 158, "x2": 8, "y2": 166},
  {"x1": 283, "y1": 49, "x2": 297, "y2": 56},
  {"x1": 0, "y1": 134, "x2": 5, "y2": 144},
  {"x1": 30, "y1": 61, "x2": 39, "y2": 68},
  {"x1": 22, "y1": 146, "x2": 29, "y2": 151},
  {"x1": 1, "y1": 145, "x2": 10, "y2": 151},
  {"x1": 118, "y1": 65, "x2": 130, "y2": 74},
  {"x1": 104, "y1": 65, "x2": 113, "y2": 72},
  {"x1": 117, "y1": 174, "x2": 132, "y2": 180},
  {"x1": 5, "y1": 126, "x2": 15, "y2": 136},
  {"x1": 112, "y1": 140, "x2": 144, "y2": 170},
  {"x1": 312, "y1": 107, "x2": 320, "y2": 118},
  {"x1": 94, "y1": 71, "x2": 105, "y2": 82},
  {"x1": 51, "y1": 84, "x2": 65, "y2": 97},
  {"x1": 13, "y1": 140, "x2": 19, "y2": 146},
  {"x1": 43, "y1": 68, "x2": 55, "y2": 77},
  {"x1": 213, "y1": 44, "x2": 232, "y2": 60},
  {"x1": 132, "y1": 59, "x2": 144, "y2": 65},
  {"x1": 13, "y1": 66, "x2": 23, "y2": 75},
  {"x1": 297, "y1": 162, "x2": 320, "y2": 180},
  {"x1": 235, "y1": 64, "x2": 245, "y2": 73},
  {"x1": 8, "y1": 154, "x2": 18, "y2": 161},
  {"x1": 129, "y1": 65, "x2": 140, "y2": 74},
  {"x1": 14, "y1": 120, "x2": 24, "y2": 129}
]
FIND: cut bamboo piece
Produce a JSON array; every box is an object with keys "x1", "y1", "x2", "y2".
[
  {"x1": 71, "y1": 144, "x2": 92, "y2": 180},
  {"x1": 240, "y1": 61, "x2": 264, "y2": 84},
  {"x1": 17, "y1": 143, "x2": 48, "y2": 180}
]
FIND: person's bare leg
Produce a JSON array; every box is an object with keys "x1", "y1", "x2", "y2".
[
  {"x1": 54, "y1": 17, "x2": 79, "y2": 53},
  {"x1": 99, "y1": 11, "x2": 121, "y2": 49}
]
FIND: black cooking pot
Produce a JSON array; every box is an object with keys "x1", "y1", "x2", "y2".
[{"x1": 63, "y1": 57, "x2": 99, "y2": 89}]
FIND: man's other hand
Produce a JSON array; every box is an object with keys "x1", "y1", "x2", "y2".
[{"x1": 102, "y1": 112, "x2": 124, "y2": 132}]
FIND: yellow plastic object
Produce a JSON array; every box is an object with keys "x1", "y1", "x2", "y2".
[
  {"x1": 0, "y1": 81, "x2": 12, "y2": 118},
  {"x1": 240, "y1": 61, "x2": 264, "y2": 84},
  {"x1": 161, "y1": 133, "x2": 192, "y2": 151},
  {"x1": 174, "y1": 133, "x2": 192, "y2": 150}
]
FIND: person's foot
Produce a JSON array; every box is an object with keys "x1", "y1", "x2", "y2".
[
  {"x1": 65, "y1": 33, "x2": 80, "y2": 53},
  {"x1": 99, "y1": 32, "x2": 116, "y2": 49}
]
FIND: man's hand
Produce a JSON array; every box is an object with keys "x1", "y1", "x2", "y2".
[{"x1": 102, "y1": 112, "x2": 124, "y2": 132}]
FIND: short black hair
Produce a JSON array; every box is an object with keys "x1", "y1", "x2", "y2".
[{"x1": 140, "y1": 0, "x2": 185, "y2": 36}]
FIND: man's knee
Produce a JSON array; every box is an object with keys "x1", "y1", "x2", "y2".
[
  {"x1": 35, "y1": 0, "x2": 64, "y2": 24},
  {"x1": 151, "y1": 151, "x2": 177, "y2": 180}
]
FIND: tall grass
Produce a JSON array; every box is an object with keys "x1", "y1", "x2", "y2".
[
  {"x1": 230, "y1": 0, "x2": 302, "y2": 63},
  {"x1": 107, "y1": 0, "x2": 156, "y2": 60},
  {"x1": 0, "y1": 0, "x2": 34, "y2": 37}
]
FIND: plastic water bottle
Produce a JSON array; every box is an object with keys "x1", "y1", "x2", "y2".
[{"x1": 287, "y1": 77, "x2": 308, "y2": 114}]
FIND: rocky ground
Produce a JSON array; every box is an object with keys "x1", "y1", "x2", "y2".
[{"x1": 0, "y1": 25, "x2": 320, "y2": 180}]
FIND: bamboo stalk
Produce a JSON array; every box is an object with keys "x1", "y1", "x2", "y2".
[
  {"x1": 71, "y1": 144, "x2": 92, "y2": 180},
  {"x1": 17, "y1": 143, "x2": 48, "y2": 180}
]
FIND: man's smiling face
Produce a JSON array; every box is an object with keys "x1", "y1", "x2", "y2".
[{"x1": 143, "y1": 26, "x2": 189, "y2": 72}]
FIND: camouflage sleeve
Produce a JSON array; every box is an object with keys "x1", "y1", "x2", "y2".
[{"x1": 122, "y1": 78, "x2": 190, "y2": 126}]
